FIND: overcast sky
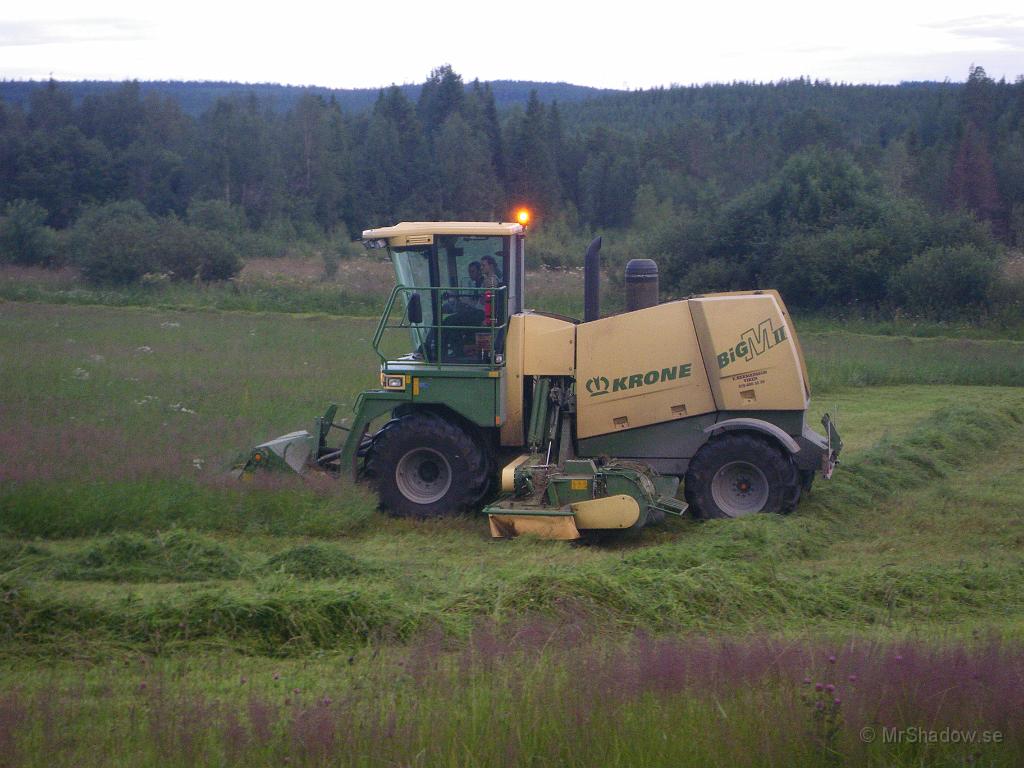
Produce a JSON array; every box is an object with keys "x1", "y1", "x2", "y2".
[{"x1": 2, "y1": 1, "x2": 1023, "y2": 90}]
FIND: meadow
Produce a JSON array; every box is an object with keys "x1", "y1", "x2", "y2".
[{"x1": 2, "y1": 264, "x2": 1023, "y2": 766}]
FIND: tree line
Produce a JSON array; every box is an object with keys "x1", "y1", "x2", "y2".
[{"x1": 0, "y1": 65, "x2": 1022, "y2": 320}]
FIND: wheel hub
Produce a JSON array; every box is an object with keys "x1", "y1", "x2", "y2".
[
  {"x1": 418, "y1": 461, "x2": 440, "y2": 483},
  {"x1": 710, "y1": 461, "x2": 769, "y2": 517},
  {"x1": 395, "y1": 447, "x2": 452, "y2": 505}
]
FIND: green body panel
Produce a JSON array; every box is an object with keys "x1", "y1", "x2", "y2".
[
  {"x1": 339, "y1": 367, "x2": 501, "y2": 480},
  {"x1": 338, "y1": 390, "x2": 410, "y2": 479},
  {"x1": 527, "y1": 378, "x2": 551, "y2": 449},
  {"x1": 576, "y1": 410, "x2": 808, "y2": 476},
  {"x1": 384, "y1": 364, "x2": 502, "y2": 428},
  {"x1": 414, "y1": 375, "x2": 499, "y2": 427},
  {"x1": 547, "y1": 475, "x2": 595, "y2": 506},
  {"x1": 577, "y1": 413, "x2": 718, "y2": 460},
  {"x1": 719, "y1": 410, "x2": 806, "y2": 435}
]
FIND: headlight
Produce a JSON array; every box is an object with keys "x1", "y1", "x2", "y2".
[{"x1": 383, "y1": 375, "x2": 406, "y2": 390}]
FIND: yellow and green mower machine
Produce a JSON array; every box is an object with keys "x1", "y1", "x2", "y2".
[{"x1": 243, "y1": 220, "x2": 841, "y2": 539}]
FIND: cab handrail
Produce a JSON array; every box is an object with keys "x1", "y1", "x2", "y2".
[{"x1": 372, "y1": 285, "x2": 509, "y2": 368}]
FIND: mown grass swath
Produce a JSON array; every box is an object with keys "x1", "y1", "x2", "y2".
[{"x1": 2, "y1": 400, "x2": 1022, "y2": 657}]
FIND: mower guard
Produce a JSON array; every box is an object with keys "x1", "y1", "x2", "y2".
[{"x1": 243, "y1": 431, "x2": 315, "y2": 474}]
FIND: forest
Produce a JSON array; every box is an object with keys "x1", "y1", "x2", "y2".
[{"x1": 0, "y1": 65, "x2": 1022, "y2": 320}]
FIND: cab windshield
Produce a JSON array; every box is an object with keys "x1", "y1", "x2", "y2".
[{"x1": 389, "y1": 235, "x2": 509, "y2": 363}]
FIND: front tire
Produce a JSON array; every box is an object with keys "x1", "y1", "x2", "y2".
[
  {"x1": 364, "y1": 412, "x2": 488, "y2": 518},
  {"x1": 684, "y1": 434, "x2": 798, "y2": 519}
]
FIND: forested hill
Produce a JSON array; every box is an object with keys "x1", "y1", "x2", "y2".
[
  {"x1": 0, "y1": 78, "x2": 618, "y2": 116},
  {"x1": 1, "y1": 65, "x2": 1022, "y2": 320}
]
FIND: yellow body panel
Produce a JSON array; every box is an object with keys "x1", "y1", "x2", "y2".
[
  {"x1": 501, "y1": 313, "x2": 576, "y2": 446},
  {"x1": 522, "y1": 315, "x2": 576, "y2": 375},
  {"x1": 571, "y1": 494, "x2": 641, "y2": 529},
  {"x1": 689, "y1": 294, "x2": 809, "y2": 412},
  {"x1": 500, "y1": 454, "x2": 532, "y2": 492},
  {"x1": 695, "y1": 289, "x2": 811, "y2": 398},
  {"x1": 575, "y1": 301, "x2": 716, "y2": 439},
  {"x1": 501, "y1": 315, "x2": 526, "y2": 446},
  {"x1": 770, "y1": 290, "x2": 812, "y2": 398}
]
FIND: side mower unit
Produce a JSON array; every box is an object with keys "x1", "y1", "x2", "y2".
[{"x1": 483, "y1": 457, "x2": 688, "y2": 540}]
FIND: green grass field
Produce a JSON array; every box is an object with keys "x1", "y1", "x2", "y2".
[{"x1": 2, "y1": 287, "x2": 1023, "y2": 766}]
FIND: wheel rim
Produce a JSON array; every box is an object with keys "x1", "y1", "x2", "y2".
[
  {"x1": 710, "y1": 461, "x2": 769, "y2": 517},
  {"x1": 395, "y1": 447, "x2": 452, "y2": 505}
]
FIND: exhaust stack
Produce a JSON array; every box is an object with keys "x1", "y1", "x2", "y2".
[
  {"x1": 625, "y1": 259, "x2": 659, "y2": 311},
  {"x1": 584, "y1": 237, "x2": 602, "y2": 322}
]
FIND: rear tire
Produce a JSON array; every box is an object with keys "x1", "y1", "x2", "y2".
[
  {"x1": 365, "y1": 412, "x2": 489, "y2": 518},
  {"x1": 684, "y1": 434, "x2": 799, "y2": 519}
]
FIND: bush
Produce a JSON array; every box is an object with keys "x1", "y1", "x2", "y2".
[
  {"x1": 769, "y1": 228, "x2": 890, "y2": 310},
  {"x1": 322, "y1": 247, "x2": 340, "y2": 280},
  {"x1": 149, "y1": 217, "x2": 241, "y2": 281},
  {"x1": 890, "y1": 244, "x2": 1000, "y2": 319},
  {"x1": 186, "y1": 198, "x2": 248, "y2": 237},
  {"x1": 70, "y1": 201, "x2": 241, "y2": 284},
  {"x1": 0, "y1": 199, "x2": 58, "y2": 266},
  {"x1": 70, "y1": 201, "x2": 159, "y2": 284}
]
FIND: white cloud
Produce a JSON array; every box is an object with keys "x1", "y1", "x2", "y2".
[{"x1": 1, "y1": 1, "x2": 1022, "y2": 87}]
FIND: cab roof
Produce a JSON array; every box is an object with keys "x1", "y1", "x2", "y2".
[{"x1": 362, "y1": 221, "x2": 524, "y2": 247}]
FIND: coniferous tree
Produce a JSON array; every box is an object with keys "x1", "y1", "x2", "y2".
[
  {"x1": 468, "y1": 81, "x2": 506, "y2": 186},
  {"x1": 434, "y1": 112, "x2": 501, "y2": 219},
  {"x1": 506, "y1": 91, "x2": 560, "y2": 216},
  {"x1": 417, "y1": 65, "x2": 464, "y2": 139},
  {"x1": 948, "y1": 121, "x2": 1002, "y2": 226}
]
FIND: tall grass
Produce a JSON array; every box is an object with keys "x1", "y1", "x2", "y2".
[
  {"x1": 803, "y1": 331, "x2": 1024, "y2": 391},
  {"x1": 0, "y1": 275, "x2": 386, "y2": 316},
  {"x1": 0, "y1": 259, "x2": 613, "y2": 319},
  {"x1": 0, "y1": 629, "x2": 1020, "y2": 767},
  {"x1": 0, "y1": 479, "x2": 377, "y2": 538}
]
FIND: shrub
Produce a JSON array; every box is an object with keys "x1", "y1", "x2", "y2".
[
  {"x1": 769, "y1": 228, "x2": 890, "y2": 310},
  {"x1": 70, "y1": 201, "x2": 241, "y2": 284},
  {"x1": 322, "y1": 247, "x2": 340, "y2": 280},
  {"x1": 186, "y1": 198, "x2": 248, "y2": 237},
  {"x1": 890, "y1": 244, "x2": 1000, "y2": 319},
  {"x1": 149, "y1": 217, "x2": 241, "y2": 281},
  {"x1": 0, "y1": 199, "x2": 58, "y2": 266},
  {"x1": 70, "y1": 201, "x2": 159, "y2": 284}
]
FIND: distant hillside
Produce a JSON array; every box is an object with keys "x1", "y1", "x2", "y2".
[{"x1": 0, "y1": 79, "x2": 620, "y2": 116}]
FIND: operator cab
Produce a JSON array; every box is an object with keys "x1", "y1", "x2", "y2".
[{"x1": 363, "y1": 222, "x2": 525, "y2": 365}]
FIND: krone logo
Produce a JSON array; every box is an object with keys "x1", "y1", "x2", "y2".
[
  {"x1": 585, "y1": 364, "x2": 694, "y2": 397},
  {"x1": 586, "y1": 376, "x2": 610, "y2": 396}
]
